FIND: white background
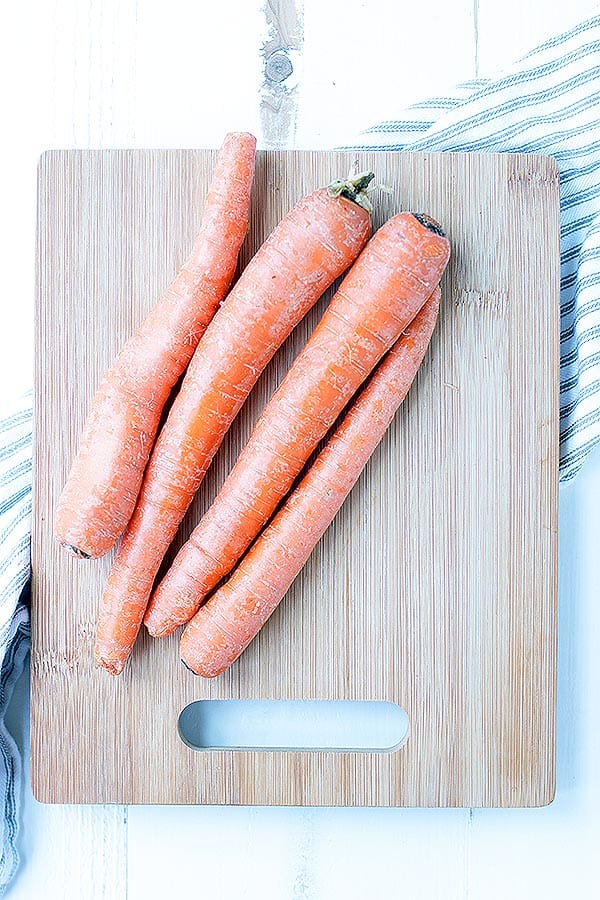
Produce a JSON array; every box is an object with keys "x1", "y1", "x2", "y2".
[{"x1": 2, "y1": 0, "x2": 600, "y2": 897}]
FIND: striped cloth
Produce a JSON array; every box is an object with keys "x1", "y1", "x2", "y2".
[
  {"x1": 346, "y1": 11, "x2": 600, "y2": 482},
  {"x1": 0, "y1": 391, "x2": 31, "y2": 894}
]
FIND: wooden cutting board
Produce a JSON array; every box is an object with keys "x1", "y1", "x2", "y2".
[{"x1": 32, "y1": 149, "x2": 559, "y2": 807}]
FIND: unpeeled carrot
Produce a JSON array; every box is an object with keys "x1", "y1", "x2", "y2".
[
  {"x1": 55, "y1": 132, "x2": 257, "y2": 559},
  {"x1": 144, "y1": 213, "x2": 450, "y2": 638},
  {"x1": 95, "y1": 173, "x2": 374, "y2": 674},
  {"x1": 180, "y1": 286, "x2": 442, "y2": 677}
]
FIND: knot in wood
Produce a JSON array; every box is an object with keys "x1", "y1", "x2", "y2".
[{"x1": 265, "y1": 49, "x2": 293, "y2": 83}]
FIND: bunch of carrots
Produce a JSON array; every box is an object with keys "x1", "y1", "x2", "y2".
[{"x1": 55, "y1": 131, "x2": 451, "y2": 678}]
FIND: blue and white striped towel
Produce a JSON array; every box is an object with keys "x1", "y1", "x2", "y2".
[
  {"x1": 0, "y1": 10, "x2": 600, "y2": 894},
  {"x1": 348, "y1": 11, "x2": 600, "y2": 482},
  {"x1": 0, "y1": 391, "x2": 31, "y2": 894}
]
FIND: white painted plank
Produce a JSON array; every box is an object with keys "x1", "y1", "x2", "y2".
[
  {"x1": 476, "y1": 0, "x2": 600, "y2": 77},
  {"x1": 296, "y1": 0, "x2": 477, "y2": 148},
  {"x1": 305, "y1": 809, "x2": 471, "y2": 900},
  {"x1": 0, "y1": 0, "x2": 54, "y2": 414},
  {"x1": 259, "y1": 0, "x2": 304, "y2": 148},
  {"x1": 131, "y1": 0, "x2": 264, "y2": 148},
  {"x1": 126, "y1": 805, "x2": 470, "y2": 900}
]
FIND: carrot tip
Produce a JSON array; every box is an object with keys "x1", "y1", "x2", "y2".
[
  {"x1": 60, "y1": 541, "x2": 92, "y2": 559},
  {"x1": 95, "y1": 654, "x2": 125, "y2": 676},
  {"x1": 181, "y1": 658, "x2": 200, "y2": 675},
  {"x1": 145, "y1": 619, "x2": 175, "y2": 638},
  {"x1": 412, "y1": 213, "x2": 445, "y2": 237}
]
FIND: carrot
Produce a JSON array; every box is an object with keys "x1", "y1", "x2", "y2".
[
  {"x1": 144, "y1": 213, "x2": 450, "y2": 638},
  {"x1": 95, "y1": 172, "x2": 374, "y2": 674},
  {"x1": 55, "y1": 132, "x2": 257, "y2": 559},
  {"x1": 180, "y1": 286, "x2": 442, "y2": 676}
]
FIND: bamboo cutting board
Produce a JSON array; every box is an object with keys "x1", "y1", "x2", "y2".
[{"x1": 32, "y1": 149, "x2": 559, "y2": 807}]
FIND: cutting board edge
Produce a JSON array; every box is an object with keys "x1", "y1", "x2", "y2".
[{"x1": 31, "y1": 148, "x2": 560, "y2": 808}]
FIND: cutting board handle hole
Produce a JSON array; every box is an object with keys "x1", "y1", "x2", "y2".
[{"x1": 178, "y1": 699, "x2": 409, "y2": 752}]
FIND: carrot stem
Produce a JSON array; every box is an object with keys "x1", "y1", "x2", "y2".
[{"x1": 327, "y1": 171, "x2": 375, "y2": 211}]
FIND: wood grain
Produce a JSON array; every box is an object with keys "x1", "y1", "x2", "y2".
[
  {"x1": 260, "y1": 0, "x2": 303, "y2": 148},
  {"x1": 31, "y1": 149, "x2": 559, "y2": 807}
]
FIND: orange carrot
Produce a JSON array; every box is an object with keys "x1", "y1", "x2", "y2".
[
  {"x1": 145, "y1": 213, "x2": 450, "y2": 638},
  {"x1": 95, "y1": 173, "x2": 374, "y2": 674},
  {"x1": 180, "y1": 286, "x2": 441, "y2": 676},
  {"x1": 55, "y1": 132, "x2": 257, "y2": 559}
]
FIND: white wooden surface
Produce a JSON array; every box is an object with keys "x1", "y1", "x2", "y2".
[{"x1": 2, "y1": 0, "x2": 600, "y2": 896}]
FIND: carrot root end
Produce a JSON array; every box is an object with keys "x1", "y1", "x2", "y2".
[
  {"x1": 145, "y1": 619, "x2": 178, "y2": 639},
  {"x1": 412, "y1": 212, "x2": 446, "y2": 237},
  {"x1": 180, "y1": 657, "x2": 201, "y2": 676},
  {"x1": 95, "y1": 654, "x2": 126, "y2": 676},
  {"x1": 60, "y1": 541, "x2": 93, "y2": 559}
]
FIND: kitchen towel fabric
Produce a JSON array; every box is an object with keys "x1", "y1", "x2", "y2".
[
  {"x1": 1, "y1": 10, "x2": 600, "y2": 895},
  {"x1": 344, "y1": 11, "x2": 600, "y2": 483},
  {"x1": 0, "y1": 390, "x2": 31, "y2": 894}
]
